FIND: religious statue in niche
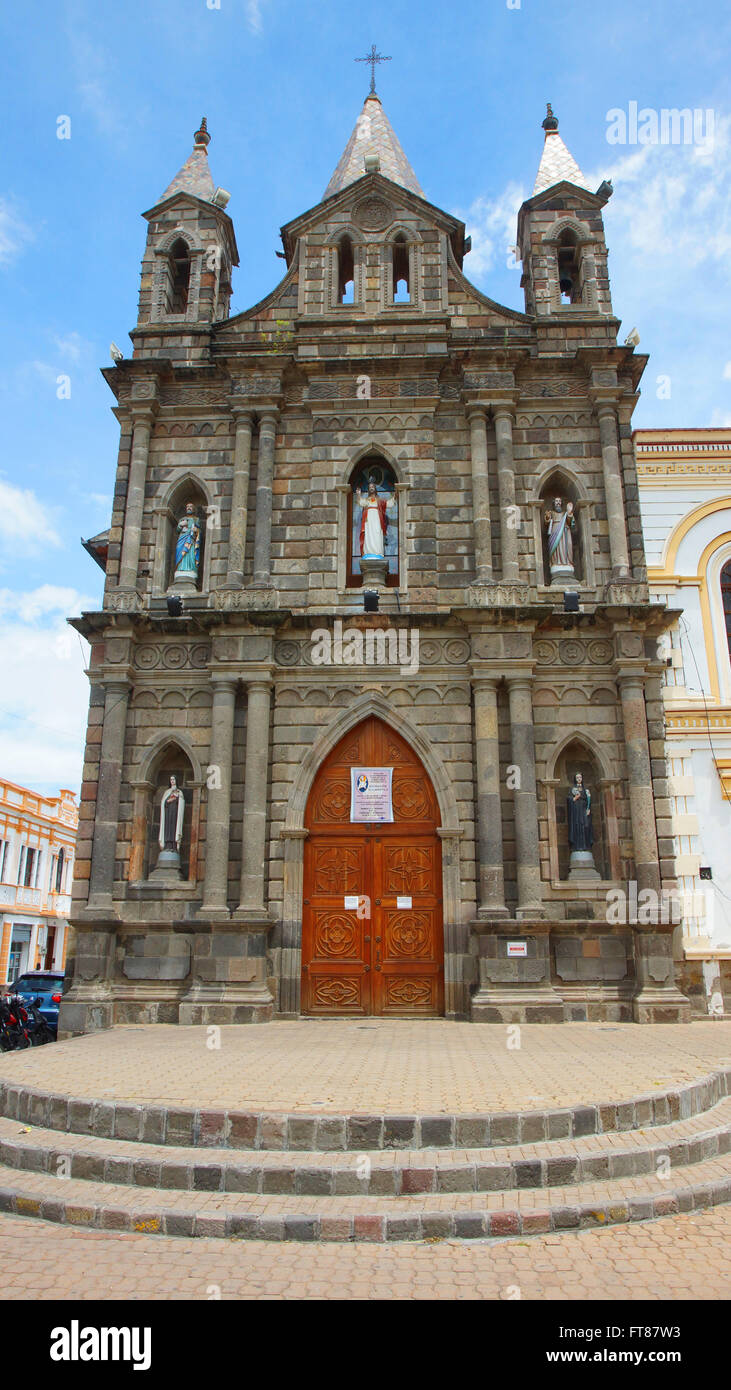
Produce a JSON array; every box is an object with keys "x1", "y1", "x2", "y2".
[
  {"x1": 150, "y1": 775, "x2": 186, "y2": 884},
  {"x1": 544, "y1": 496, "x2": 577, "y2": 583},
  {"x1": 172, "y1": 502, "x2": 202, "y2": 589},
  {"x1": 354, "y1": 472, "x2": 397, "y2": 587},
  {"x1": 566, "y1": 771, "x2": 599, "y2": 881}
]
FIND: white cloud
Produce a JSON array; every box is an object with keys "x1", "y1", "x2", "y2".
[
  {"x1": 246, "y1": 0, "x2": 268, "y2": 34},
  {"x1": 52, "y1": 331, "x2": 84, "y2": 362},
  {"x1": 0, "y1": 481, "x2": 61, "y2": 556},
  {"x1": 454, "y1": 181, "x2": 526, "y2": 278},
  {"x1": 585, "y1": 113, "x2": 731, "y2": 286},
  {"x1": 0, "y1": 585, "x2": 96, "y2": 792},
  {"x1": 723, "y1": 362, "x2": 731, "y2": 380},
  {"x1": 710, "y1": 409, "x2": 731, "y2": 427},
  {"x1": 0, "y1": 199, "x2": 33, "y2": 268}
]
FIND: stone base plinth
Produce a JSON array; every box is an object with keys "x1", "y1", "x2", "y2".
[{"x1": 471, "y1": 984, "x2": 565, "y2": 1024}]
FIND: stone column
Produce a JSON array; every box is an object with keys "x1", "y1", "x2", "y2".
[
  {"x1": 118, "y1": 405, "x2": 156, "y2": 591},
  {"x1": 507, "y1": 677, "x2": 543, "y2": 917},
  {"x1": 87, "y1": 679, "x2": 131, "y2": 913},
  {"x1": 619, "y1": 673, "x2": 661, "y2": 895},
  {"x1": 200, "y1": 677, "x2": 237, "y2": 914},
  {"x1": 596, "y1": 404, "x2": 630, "y2": 579},
  {"x1": 493, "y1": 407, "x2": 520, "y2": 581},
  {"x1": 236, "y1": 680, "x2": 273, "y2": 917},
  {"x1": 467, "y1": 406, "x2": 493, "y2": 582},
  {"x1": 226, "y1": 408, "x2": 253, "y2": 586},
  {"x1": 473, "y1": 678, "x2": 507, "y2": 915},
  {"x1": 252, "y1": 409, "x2": 278, "y2": 586}
]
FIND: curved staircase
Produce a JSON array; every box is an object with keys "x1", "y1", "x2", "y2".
[{"x1": 0, "y1": 1068, "x2": 729, "y2": 1242}]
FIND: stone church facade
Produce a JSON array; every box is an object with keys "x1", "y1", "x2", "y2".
[{"x1": 60, "y1": 97, "x2": 690, "y2": 1034}]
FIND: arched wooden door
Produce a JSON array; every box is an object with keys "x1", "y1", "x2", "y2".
[{"x1": 302, "y1": 716, "x2": 444, "y2": 1016}]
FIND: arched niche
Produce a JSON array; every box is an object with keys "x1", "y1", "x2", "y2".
[
  {"x1": 530, "y1": 466, "x2": 595, "y2": 589},
  {"x1": 545, "y1": 736, "x2": 620, "y2": 884},
  {"x1": 128, "y1": 738, "x2": 203, "y2": 888},
  {"x1": 152, "y1": 476, "x2": 211, "y2": 595},
  {"x1": 346, "y1": 453, "x2": 400, "y2": 588}
]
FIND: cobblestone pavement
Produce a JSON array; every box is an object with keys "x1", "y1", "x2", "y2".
[
  {"x1": 1, "y1": 1206, "x2": 728, "y2": 1299},
  {"x1": 1, "y1": 1021, "x2": 730, "y2": 1113}
]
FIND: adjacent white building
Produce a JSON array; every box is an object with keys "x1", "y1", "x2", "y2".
[
  {"x1": 636, "y1": 427, "x2": 731, "y2": 1013},
  {"x1": 0, "y1": 779, "x2": 77, "y2": 984}
]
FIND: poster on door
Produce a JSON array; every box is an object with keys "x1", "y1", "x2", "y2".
[{"x1": 350, "y1": 766, "x2": 394, "y2": 823}]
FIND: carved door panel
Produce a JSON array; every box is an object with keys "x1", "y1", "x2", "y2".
[
  {"x1": 372, "y1": 837, "x2": 443, "y2": 1016},
  {"x1": 302, "y1": 837, "x2": 371, "y2": 1015},
  {"x1": 302, "y1": 716, "x2": 443, "y2": 1017}
]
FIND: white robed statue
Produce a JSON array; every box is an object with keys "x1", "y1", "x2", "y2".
[
  {"x1": 355, "y1": 475, "x2": 397, "y2": 587},
  {"x1": 159, "y1": 775, "x2": 185, "y2": 851}
]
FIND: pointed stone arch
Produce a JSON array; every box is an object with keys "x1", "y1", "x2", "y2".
[
  {"x1": 128, "y1": 732, "x2": 204, "y2": 886},
  {"x1": 542, "y1": 729, "x2": 621, "y2": 883},
  {"x1": 278, "y1": 694, "x2": 466, "y2": 1018},
  {"x1": 152, "y1": 472, "x2": 213, "y2": 595},
  {"x1": 531, "y1": 461, "x2": 596, "y2": 588}
]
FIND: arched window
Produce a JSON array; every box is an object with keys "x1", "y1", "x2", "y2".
[
  {"x1": 347, "y1": 456, "x2": 399, "y2": 587},
  {"x1": 337, "y1": 235, "x2": 355, "y2": 305},
  {"x1": 392, "y1": 234, "x2": 410, "y2": 303},
  {"x1": 168, "y1": 238, "x2": 191, "y2": 314},
  {"x1": 556, "y1": 227, "x2": 581, "y2": 305},
  {"x1": 722, "y1": 559, "x2": 731, "y2": 661}
]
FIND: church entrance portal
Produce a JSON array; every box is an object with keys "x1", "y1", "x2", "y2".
[{"x1": 302, "y1": 716, "x2": 444, "y2": 1016}]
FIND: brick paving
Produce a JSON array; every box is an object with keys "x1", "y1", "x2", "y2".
[
  {"x1": 1, "y1": 1205, "x2": 728, "y2": 1300},
  {"x1": 1, "y1": 1020, "x2": 730, "y2": 1113}
]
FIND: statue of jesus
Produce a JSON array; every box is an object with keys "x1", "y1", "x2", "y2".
[
  {"x1": 355, "y1": 476, "x2": 397, "y2": 559},
  {"x1": 544, "y1": 496, "x2": 576, "y2": 581}
]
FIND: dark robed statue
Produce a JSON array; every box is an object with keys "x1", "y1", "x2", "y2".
[{"x1": 567, "y1": 771, "x2": 593, "y2": 851}]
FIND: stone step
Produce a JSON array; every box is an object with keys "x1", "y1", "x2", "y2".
[
  {"x1": 1, "y1": 1153, "x2": 730, "y2": 1242},
  {"x1": 2, "y1": 1099, "x2": 730, "y2": 1196},
  {"x1": 2, "y1": 1065, "x2": 729, "y2": 1151}
]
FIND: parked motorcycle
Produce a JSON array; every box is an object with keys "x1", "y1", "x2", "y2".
[{"x1": 0, "y1": 996, "x2": 31, "y2": 1050}]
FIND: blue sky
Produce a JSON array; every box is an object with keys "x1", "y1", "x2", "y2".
[{"x1": 1, "y1": 0, "x2": 730, "y2": 793}]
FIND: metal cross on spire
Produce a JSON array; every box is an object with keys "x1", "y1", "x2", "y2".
[{"x1": 355, "y1": 43, "x2": 391, "y2": 95}]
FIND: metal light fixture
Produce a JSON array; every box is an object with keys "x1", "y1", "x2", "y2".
[
  {"x1": 363, "y1": 590, "x2": 379, "y2": 613},
  {"x1": 167, "y1": 595, "x2": 183, "y2": 617}
]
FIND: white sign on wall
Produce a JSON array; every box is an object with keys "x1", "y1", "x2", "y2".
[
  {"x1": 507, "y1": 941, "x2": 528, "y2": 957},
  {"x1": 350, "y1": 767, "x2": 394, "y2": 823}
]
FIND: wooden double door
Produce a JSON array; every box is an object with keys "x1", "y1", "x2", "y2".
[{"x1": 302, "y1": 716, "x2": 444, "y2": 1017}]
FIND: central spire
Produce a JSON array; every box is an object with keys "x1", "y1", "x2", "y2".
[
  {"x1": 158, "y1": 116, "x2": 217, "y2": 205},
  {"x1": 324, "y1": 92, "x2": 424, "y2": 200}
]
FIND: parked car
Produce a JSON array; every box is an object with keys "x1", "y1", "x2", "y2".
[{"x1": 8, "y1": 971, "x2": 66, "y2": 1037}]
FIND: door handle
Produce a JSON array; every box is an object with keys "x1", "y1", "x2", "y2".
[{"x1": 364, "y1": 965, "x2": 370, "y2": 973}]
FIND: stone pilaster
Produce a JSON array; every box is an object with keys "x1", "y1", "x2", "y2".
[
  {"x1": 473, "y1": 678, "x2": 507, "y2": 916},
  {"x1": 595, "y1": 402, "x2": 631, "y2": 580},
  {"x1": 507, "y1": 676, "x2": 544, "y2": 917},
  {"x1": 618, "y1": 673, "x2": 661, "y2": 895},
  {"x1": 252, "y1": 409, "x2": 278, "y2": 586},
  {"x1": 199, "y1": 676, "x2": 237, "y2": 914},
  {"x1": 117, "y1": 400, "x2": 157, "y2": 592},
  {"x1": 493, "y1": 406, "x2": 520, "y2": 581},
  {"x1": 86, "y1": 678, "x2": 131, "y2": 914},
  {"x1": 236, "y1": 679, "x2": 273, "y2": 918},
  {"x1": 467, "y1": 406, "x2": 493, "y2": 582},
  {"x1": 226, "y1": 407, "x2": 253, "y2": 586}
]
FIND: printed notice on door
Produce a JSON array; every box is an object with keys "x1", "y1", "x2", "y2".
[{"x1": 350, "y1": 767, "x2": 394, "y2": 823}]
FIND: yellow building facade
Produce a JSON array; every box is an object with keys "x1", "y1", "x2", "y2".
[{"x1": 0, "y1": 780, "x2": 77, "y2": 985}]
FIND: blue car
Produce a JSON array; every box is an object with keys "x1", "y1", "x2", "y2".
[{"x1": 9, "y1": 971, "x2": 67, "y2": 1037}]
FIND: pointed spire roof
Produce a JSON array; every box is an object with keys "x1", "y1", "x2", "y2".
[
  {"x1": 159, "y1": 118, "x2": 217, "y2": 204},
  {"x1": 324, "y1": 92, "x2": 423, "y2": 199},
  {"x1": 532, "y1": 104, "x2": 590, "y2": 196}
]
